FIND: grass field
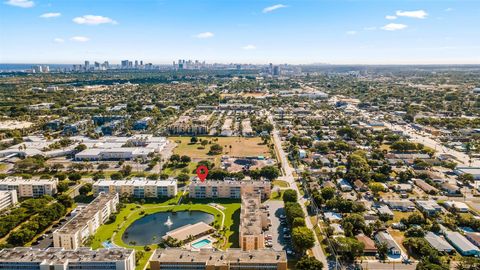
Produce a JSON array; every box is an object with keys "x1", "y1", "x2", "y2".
[
  {"x1": 270, "y1": 190, "x2": 283, "y2": 200},
  {"x1": 273, "y1": 180, "x2": 290, "y2": 188},
  {"x1": 169, "y1": 136, "x2": 271, "y2": 165},
  {"x1": 390, "y1": 210, "x2": 420, "y2": 224}
]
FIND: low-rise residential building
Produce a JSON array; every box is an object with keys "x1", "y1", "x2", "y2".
[
  {"x1": 377, "y1": 205, "x2": 394, "y2": 218},
  {"x1": 444, "y1": 201, "x2": 470, "y2": 213},
  {"x1": 240, "y1": 193, "x2": 270, "y2": 251},
  {"x1": 386, "y1": 200, "x2": 415, "y2": 212},
  {"x1": 133, "y1": 117, "x2": 153, "y2": 130},
  {"x1": 454, "y1": 167, "x2": 480, "y2": 180},
  {"x1": 169, "y1": 115, "x2": 209, "y2": 135},
  {"x1": 413, "y1": 178, "x2": 439, "y2": 194},
  {"x1": 393, "y1": 184, "x2": 413, "y2": 193},
  {"x1": 53, "y1": 192, "x2": 119, "y2": 249},
  {"x1": 241, "y1": 119, "x2": 254, "y2": 137},
  {"x1": 441, "y1": 183, "x2": 461, "y2": 196},
  {"x1": 353, "y1": 180, "x2": 368, "y2": 192},
  {"x1": 189, "y1": 180, "x2": 271, "y2": 200},
  {"x1": 0, "y1": 247, "x2": 135, "y2": 270},
  {"x1": 149, "y1": 248, "x2": 287, "y2": 270},
  {"x1": 416, "y1": 200, "x2": 443, "y2": 216},
  {"x1": 0, "y1": 190, "x2": 17, "y2": 211},
  {"x1": 337, "y1": 178, "x2": 353, "y2": 192},
  {"x1": 425, "y1": 232, "x2": 455, "y2": 253},
  {"x1": 356, "y1": 234, "x2": 377, "y2": 255},
  {"x1": 0, "y1": 177, "x2": 58, "y2": 197},
  {"x1": 466, "y1": 233, "x2": 480, "y2": 248},
  {"x1": 93, "y1": 178, "x2": 177, "y2": 198},
  {"x1": 375, "y1": 231, "x2": 402, "y2": 255},
  {"x1": 445, "y1": 231, "x2": 480, "y2": 256}
]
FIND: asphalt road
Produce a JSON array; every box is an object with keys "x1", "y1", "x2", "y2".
[{"x1": 268, "y1": 113, "x2": 328, "y2": 267}]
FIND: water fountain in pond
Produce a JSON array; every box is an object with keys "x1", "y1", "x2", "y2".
[{"x1": 164, "y1": 216, "x2": 173, "y2": 227}]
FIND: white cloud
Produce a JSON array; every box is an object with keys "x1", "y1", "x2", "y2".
[
  {"x1": 242, "y1": 44, "x2": 256, "y2": 50},
  {"x1": 4, "y1": 0, "x2": 34, "y2": 8},
  {"x1": 385, "y1": 15, "x2": 397, "y2": 20},
  {"x1": 364, "y1": 26, "x2": 377, "y2": 31},
  {"x1": 346, "y1": 30, "x2": 357, "y2": 35},
  {"x1": 53, "y1": 38, "x2": 64, "y2": 43},
  {"x1": 70, "y1": 36, "x2": 90, "y2": 42},
  {"x1": 445, "y1": 8, "x2": 453, "y2": 12},
  {"x1": 40, "y1": 12, "x2": 61, "y2": 18},
  {"x1": 381, "y1": 23, "x2": 408, "y2": 31},
  {"x1": 396, "y1": 10, "x2": 428, "y2": 19},
  {"x1": 262, "y1": 4, "x2": 287, "y2": 13},
  {"x1": 194, "y1": 32, "x2": 214, "y2": 39},
  {"x1": 73, "y1": 15, "x2": 117, "y2": 25}
]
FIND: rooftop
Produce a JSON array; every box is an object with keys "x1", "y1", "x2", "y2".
[
  {"x1": 152, "y1": 248, "x2": 286, "y2": 265},
  {"x1": 0, "y1": 247, "x2": 133, "y2": 263},
  {"x1": 163, "y1": 222, "x2": 214, "y2": 242},
  {"x1": 55, "y1": 192, "x2": 117, "y2": 234},
  {"x1": 95, "y1": 178, "x2": 177, "y2": 187},
  {"x1": 240, "y1": 193, "x2": 267, "y2": 236}
]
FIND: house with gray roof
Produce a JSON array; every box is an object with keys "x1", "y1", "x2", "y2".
[
  {"x1": 425, "y1": 232, "x2": 454, "y2": 253},
  {"x1": 375, "y1": 231, "x2": 402, "y2": 255},
  {"x1": 445, "y1": 231, "x2": 480, "y2": 256}
]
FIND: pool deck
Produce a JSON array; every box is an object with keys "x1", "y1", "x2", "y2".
[{"x1": 187, "y1": 235, "x2": 216, "y2": 250}]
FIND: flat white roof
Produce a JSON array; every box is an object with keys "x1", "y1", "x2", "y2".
[{"x1": 94, "y1": 178, "x2": 177, "y2": 187}]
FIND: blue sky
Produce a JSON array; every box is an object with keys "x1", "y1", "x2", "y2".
[{"x1": 0, "y1": 0, "x2": 479, "y2": 64}]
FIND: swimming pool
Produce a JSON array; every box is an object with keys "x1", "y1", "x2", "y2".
[{"x1": 191, "y1": 239, "x2": 211, "y2": 249}]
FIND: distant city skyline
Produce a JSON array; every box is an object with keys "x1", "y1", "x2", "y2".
[{"x1": 1, "y1": 0, "x2": 479, "y2": 64}]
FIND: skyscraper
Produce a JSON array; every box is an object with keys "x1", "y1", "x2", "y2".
[
  {"x1": 121, "y1": 60, "x2": 129, "y2": 69},
  {"x1": 84, "y1": 61, "x2": 90, "y2": 71}
]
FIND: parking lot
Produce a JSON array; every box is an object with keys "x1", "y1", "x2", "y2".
[
  {"x1": 31, "y1": 205, "x2": 82, "y2": 249},
  {"x1": 265, "y1": 200, "x2": 296, "y2": 257}
]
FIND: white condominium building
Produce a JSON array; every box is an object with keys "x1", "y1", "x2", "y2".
[
  {"x1": 53, "y1": 192, "x2": 119, "y2": 249},
  {"x1": 0, "y1": 247, "x2": 135, "y2": 270},
  {"x1": 0, "y1": 177, "x2": 58, "y2": 197},
  {"x1": 0, "y1": 190, "x2": 17, "y2": 211},
  {"x1": 189, "y1": 180, "x2": 271, "y2": 200},
  {"x1": 93, "y1": 178, "x2": 178, "y2": 198}
]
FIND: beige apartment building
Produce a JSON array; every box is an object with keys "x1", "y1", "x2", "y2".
[
  {"x1": 150, "y1": 248, "x2": 287, "y2": 270},
  {"x1": 189, "y1": 180, "x2": 271, "y2": 200},
  {"x1": 0, "y1": 177, "x2": 58, "y2": 197},
  {"x1": 168, "y1": 115, "x2": 209, "y2": 135},
  {"x1": 0, "y1": 190, "x2": 17, "y2": 211},
  {"x1": 53, "y1": 192, "x2": 119, "y2": 249},
  {"x1": 240, "y1": 193, "x2": 270, "y2": 251},
  {"x1": 93, "y1": 178, "x2": 177, "y2": 198},
  {"x1": 0, "y1": 247, "x2": 135, "y2": 270}
]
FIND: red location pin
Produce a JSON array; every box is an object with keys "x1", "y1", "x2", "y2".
[{"x1": 196, "y1": 165, "x2": 208, "y2": 183}]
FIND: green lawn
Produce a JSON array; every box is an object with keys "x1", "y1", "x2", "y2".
[
  {"x1": 182, "y1": 198, "x2": 241, "y2": 249},
  {"x1": 270, "y1": 190, "x2": 283, "y2": 200},
  {"x1": 162, "y1": 162, "x2": 197, "y2": 176},
  {"x1": 89, "y1": 197, "x2": 240, "y2": 269},
  {"x1": 390, "y1": 210, "x2": 420, "y2": 224},
  {"x1": 273, "y1": 180, "x2": 290, "y2": 188}
]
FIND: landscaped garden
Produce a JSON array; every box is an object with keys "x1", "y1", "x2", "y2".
[{"x1": 88, "y1": 196, "x2": 240, "y2": 270}]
